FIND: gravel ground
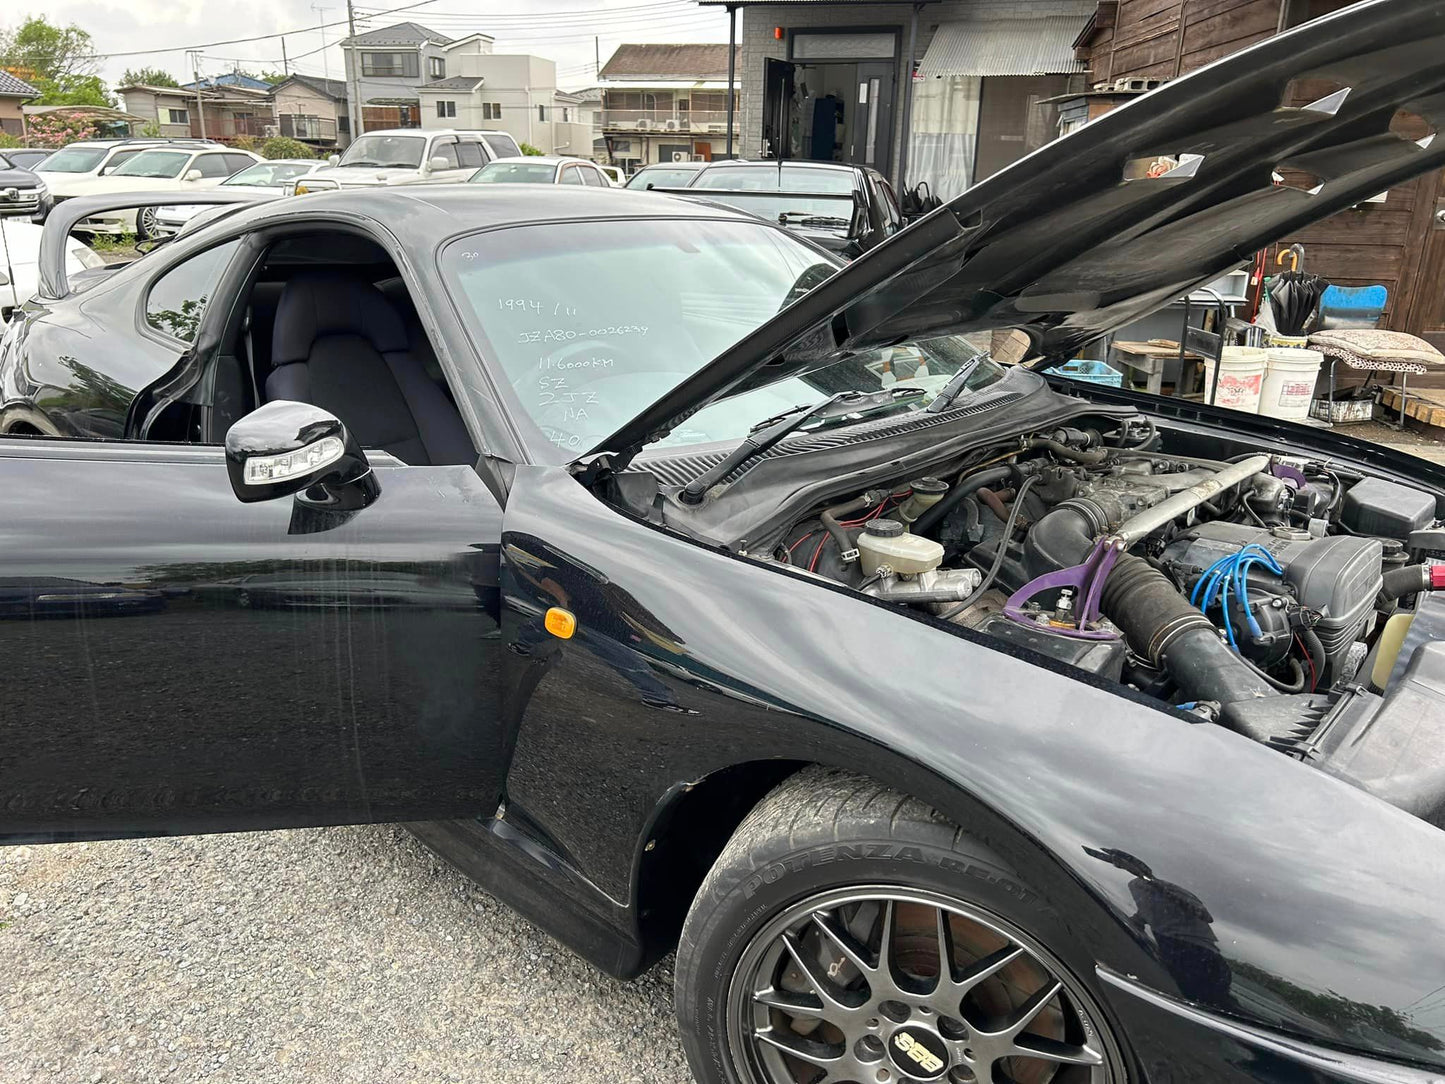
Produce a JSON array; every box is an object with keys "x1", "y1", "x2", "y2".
[{"x1": 0, "y1": 825, "x2": 691, "y2": 1084}]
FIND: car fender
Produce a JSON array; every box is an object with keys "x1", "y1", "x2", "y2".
[{"x1": 497, "y1": 464, "x2": 1445, "y2": 1068}]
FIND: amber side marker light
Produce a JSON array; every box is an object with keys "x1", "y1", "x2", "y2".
[{"x1": 545, "y1": 607, "x2": 577, "y2": 639}]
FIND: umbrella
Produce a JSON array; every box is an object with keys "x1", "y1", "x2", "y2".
[{"x1": 1268, "y1": 245, "x2": 1329, "y2": 336}]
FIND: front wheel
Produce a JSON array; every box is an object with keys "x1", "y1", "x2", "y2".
[{"x1": 674, "y1": 767, "x2": 1125, "y2": 1084}]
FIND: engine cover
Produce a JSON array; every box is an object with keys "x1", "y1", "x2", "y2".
[{"x1": 1161, "y1": 521, "x2": 1382, "y2": 681}]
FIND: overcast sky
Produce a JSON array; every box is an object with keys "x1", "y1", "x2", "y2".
[{"x1": 3, "y1": 0, "x2": 730, "y2": 92}]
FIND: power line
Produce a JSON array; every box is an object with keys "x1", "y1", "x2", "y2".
[
  {"x1": 0, "y1": 0, "x2": 436, "y2": 63},
  {"x1": 354, "y1": 0, "x2": 694, "y2": 23}
]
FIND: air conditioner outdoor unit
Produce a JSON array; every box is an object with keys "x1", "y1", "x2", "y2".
[
  {"x1": 672, "y1": 151, "x2": 689, "y2": 162},
  {"x1": 263, "y1": 125, "x2": 279, "y2": 138},
  {"x1": 634, "y1": 118, "x2": 649, "y2": 130},
  {"x1": 662, "y1": 118, "x2": 681, "y2": 132},
  {"x1": 706, "y1": 123, "x2": 725, "y2": 133}
]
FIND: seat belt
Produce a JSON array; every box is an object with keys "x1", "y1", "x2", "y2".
[{"x1": 243, "y1": 309, "x2": 262, "y2": 408}]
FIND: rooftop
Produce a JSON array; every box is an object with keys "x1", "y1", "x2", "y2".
[
  {"x1": 418, "y1": 76, "x2": 486, "y2": 90},
  {"x1": 274, "y1": 74, "x2": 348, "y2": 100},
  {"x1": 599, "y1": 43, "x2": 739, "y2": 81},
  {"x1": 339, "y1": 21, "x2": 455, "y2": 47},
  {"x1": 0, "y1": 70, "x2": 40, "y2": 99}
]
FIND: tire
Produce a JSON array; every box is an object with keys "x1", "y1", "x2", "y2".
[
  {"x1": 135, "y1": 206, "x2": 158, "y2": 242},
  {"x1": 674, "y1": 766, "x2": 1125, "y2": 1084}
]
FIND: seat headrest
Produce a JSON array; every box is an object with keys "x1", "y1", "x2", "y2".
[{"x1": 272, "y1": 273, "x2": 408, "y2": 367}]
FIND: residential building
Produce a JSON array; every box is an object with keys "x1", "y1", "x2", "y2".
[
  {"x1": 568, "y1": 86, "x2": 607, "y2": 160},
  {"x1": 338, "y1": 22, "x2": 494, "y2": 131},
  {"x1": 268, "y1": 74, "x2": 350, "y2": 149},
  {"x1": 119, "y1": 82, "x2": 276, "y2": 141},
  {"x1": 1072, "y1": 0, "x2": 1445, "y2": 349},
  {"x1": 705, "y1": 0, "x2": 1091, "y2": 200},
  {"x1": 415, "y1": 54, "x2": 593, "y2": 156},
  {"x1": 597, "y1": 44, "x2": 740, "y2": 172},
  {"x1": 0, "y1": 70, "x2": 39, "y2": 137}
]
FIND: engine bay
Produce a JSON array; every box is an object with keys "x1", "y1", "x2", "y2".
[{"x1": 737, "y1": 414, "x2": 1445, "y2": 821}]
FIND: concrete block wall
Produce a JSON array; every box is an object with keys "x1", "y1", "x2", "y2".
[{"x1": 737, "y1": 0, "x2": 1095, "y2": 182}]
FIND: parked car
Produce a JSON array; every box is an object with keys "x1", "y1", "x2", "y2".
[
  {"x1": 295, "y1": 129, "x2": 522, "y2": 192},
  {"x1": 469, "y1": 156, "x2": 614, "y2": 187},
  {"x1": 597, "y1": 164, "x2": 625, "y2": 186},
  {"x1": 153, "y1": 159, "x2": 327, "y2": 236},
  {"x1": 46, "y1": 145, "x2": 262, "y2": 238},
  {"x1": 0, "y1": 219, "x2": 104, "y2": 320},
  {"x1": 0, "y1": 159, "x2": 49, "y2": 222},
  {"x1": 32, "y1": 138, "x2": 222, "y2": 218},
  {"x1": 680, "y1": 158, "x2": 903, "y2": 258},
  {"x1": 0, "y1": 148, "x2": 53, "y2": 172},
  {"x1": 624, "y1": 161, "x2": 705, "y2": 191},
  {"x1": 8, "y1": 6, "x2": 1445, "y2": 1083}
]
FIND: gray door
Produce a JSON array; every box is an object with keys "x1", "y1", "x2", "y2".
[{"x1": 849, "y1": 61, "x2": 895, "y2": 177}]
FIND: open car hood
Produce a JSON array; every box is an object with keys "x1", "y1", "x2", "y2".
[{"x1": 585, "y1": 0, "x2": 1445, "y2": 465}]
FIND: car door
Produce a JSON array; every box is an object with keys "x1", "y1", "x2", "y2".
[
  {"x1": 0, "y1": 230, "x2": 504, "y2": 844},
  {"x1": 425, "y1": 137, "x2": 472, "y2": 184}
]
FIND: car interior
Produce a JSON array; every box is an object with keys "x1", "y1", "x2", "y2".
[{"x1": 149, "y1": 230, "x2": 475, "y2": 467}]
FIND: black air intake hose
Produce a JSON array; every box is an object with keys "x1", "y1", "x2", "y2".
[
  {"x1": 913, "y1": 465, "x2": 1012, "y2": 536},
  {"x1": 1100, "y1": 554, "x2": 1277, "y2": 739},
  {"x1": 1380, "y1": 563, "x2": 1442, "y2": 603}
]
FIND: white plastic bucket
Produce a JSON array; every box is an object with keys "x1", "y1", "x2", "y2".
[
  {"x1": 1202, "y1": 346, "x2": 1268, "y2": 413},
  {"x1": 1260, "y1": 347, "x2": 1325, "y2": 421}
]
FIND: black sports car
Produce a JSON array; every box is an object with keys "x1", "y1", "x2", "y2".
[{"x1": 6, "y1": 4, "x2": 1445, "y2": 1082}]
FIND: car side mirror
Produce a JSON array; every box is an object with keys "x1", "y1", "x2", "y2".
[
  {"x1": 225, "y1": 401, "x2": 378, "y2": 509},
  {"x1": 184, "y1": 169, "x2": 203, "y2": 182},
  {"x1": 428, "y1": 156, "x2": 450, "y2": 172},
  {"x1": 327, "y1": 154, "x2": 340, "y2": 167}
]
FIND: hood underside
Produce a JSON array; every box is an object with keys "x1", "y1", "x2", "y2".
[{"x1": 587, "y1": 0, "x2": 1445, "y2": 463}]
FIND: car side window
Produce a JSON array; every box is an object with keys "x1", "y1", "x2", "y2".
[
  {"x1": 456, "y1": 141, "x2": 483, "y2": 169},
  {"x1": 431, "y1": 141, "x2": 460, "y2": 169},
  {"x1": 581, "y1": 166, "x2": 606, "y2": 187},
  {"x1": 101, "y1": 148, "x2": 142, "y2": 175},
  {"x1": 144, "y1": 240, "x2": 242, "y2": 342},
  {"x1": 224, "y1": 153, "x2": 256, "y2": 174},
  {"x1": 559, "y1": 165, "x2": 584, "y2": 186},
  {"x1": 195, "y1": 155, "x2": 232, "y2": 178},
  {"x1": 876, "y1": 178, "x2": 903, "y2": 233}
]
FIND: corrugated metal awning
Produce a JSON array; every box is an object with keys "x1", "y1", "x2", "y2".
[{"x1": 917, "y1": 16, "x2": 1088, "y2": 78}]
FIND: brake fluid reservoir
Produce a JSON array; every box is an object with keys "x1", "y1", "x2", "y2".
[{"x1": 857, "y1": 519, "x2": 944, "y2": 576}]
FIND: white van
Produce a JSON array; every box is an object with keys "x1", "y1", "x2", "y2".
[{"x1": 293, "y1": 129, "x2": 522, "y2": 192}]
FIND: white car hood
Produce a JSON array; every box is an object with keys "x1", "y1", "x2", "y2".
[
  {"x1": 52, "y1": 174, "x2": 192, "y2": 198},
  {"x1": 306, "y1": 166, "x2": 421, "y2": 186}
]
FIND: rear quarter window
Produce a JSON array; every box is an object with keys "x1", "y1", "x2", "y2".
[{"x1": 144, "y1": 240, "x2": 241, "y2": 342}]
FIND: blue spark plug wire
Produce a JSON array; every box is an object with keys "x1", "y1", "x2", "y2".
[{"x1": 1190, "y1": 543, "x2": 1284, "y2": 652}]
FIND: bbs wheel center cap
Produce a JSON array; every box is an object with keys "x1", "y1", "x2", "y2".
[{"x1": 887, "y1": 1025, "x2": 949, "y2": 1080}]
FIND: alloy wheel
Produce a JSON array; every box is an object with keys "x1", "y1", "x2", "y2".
[
  {"x1": 138, "y1": 206, "x2": 158, "y2": 238},
  {"x1": 727, "y1": 886, "x2": 1118, "y2": 1084}
]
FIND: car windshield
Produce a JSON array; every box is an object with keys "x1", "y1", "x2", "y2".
[
  {"x1": 36, "y1": 146, "x2": 107, "y2": 173},
  {"x1": 6, "y1": 150, "x2": 50, "y2": 170},
  {"x1": 338, "y1": 134, "x2": 425, "y2": 169},
  {"x1": 471, "y1": 161, "x2": 559, "y2": 184},
  {"x1": 688, "y1": 166, "x2": 857, "y2": 227},
  {"x1": 111, "y1": 150, "x2": 191, "y2": 179},
  {"x1": 442, "y1": 218, "x2": 1004, "y2": 459},
  {"x1": 625, "y1": 167, "x2": 697, "y2": 190},
  {"x1": 222, "y1": 161, "x2": 313, "y2": 186}
]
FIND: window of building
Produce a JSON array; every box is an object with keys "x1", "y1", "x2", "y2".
[
  {"x1": 428, "y1": 56, "x2": 446, "y2": 79},
  {"x1": 166, "y1": 108, "x2": 189, "y2": 125},
  {"x1": 361, "y1": 51, "x2": 419, "y2": 78},
  {"x1": 538, "y1": 105, "x2": 547, "y2": 122},
  {"x1": 145, "y1": 240, "x2": 241, "y2": 342},
  {"x1": 436, "y1": 100, "x2": 456, "y2": 118},
  {"x1": 482, "y1": 102, "x2": 502, "y2": 120}
]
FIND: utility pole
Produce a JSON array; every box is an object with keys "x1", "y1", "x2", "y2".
[
  {"x1": 313, "y1": 4, "x2": 333, "y2": 80},
  {"x1": 344, "y1": 0, "x2": 362, "y2": 140},
  {"x1": 594, "y1": 36, "x2": 600, "y2": 78},
  {"x1": 281, "y1": 38, "x2": 289, "y2": 77},
  {"x1": 189, "y1": 51, "x2": 207, "y2": 138}
]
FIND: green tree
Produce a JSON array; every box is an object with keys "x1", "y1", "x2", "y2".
[
  {"x1": 259, "y1": 135, "x2": 314, "y2": 160},
  {"x1": 519, "y1": 142, "x2": 544, "y2": 156},
  {"x1": 120, "y1": 66, "x2": 179, "y2": 87},
  {"x1": 0, "y1": 16, "x2": 115, "y2": 107}
]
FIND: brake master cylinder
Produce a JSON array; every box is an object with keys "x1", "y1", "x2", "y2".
[{"x1": 857, "y1": 519, "x2": 944, "y2": 575}]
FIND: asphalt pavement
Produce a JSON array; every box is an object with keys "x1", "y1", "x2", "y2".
[{"x1": 0, "y1": 824, "x2": 691, "y2": 1084}]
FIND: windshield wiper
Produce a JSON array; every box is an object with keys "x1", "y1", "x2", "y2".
[
  {"x1": 777, "y1": 211, "x2": 851, "y2": 227},
  {"x1": 924, "y1": 351, "x2": 989, "y2": 413},
  {"x1": 678, "y1": 388, "x2": 925, "y2": 506}
]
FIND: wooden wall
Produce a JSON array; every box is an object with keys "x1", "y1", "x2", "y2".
[{"x1": 1079, "y1": 0, "x2": 1279, "y2": 84}]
